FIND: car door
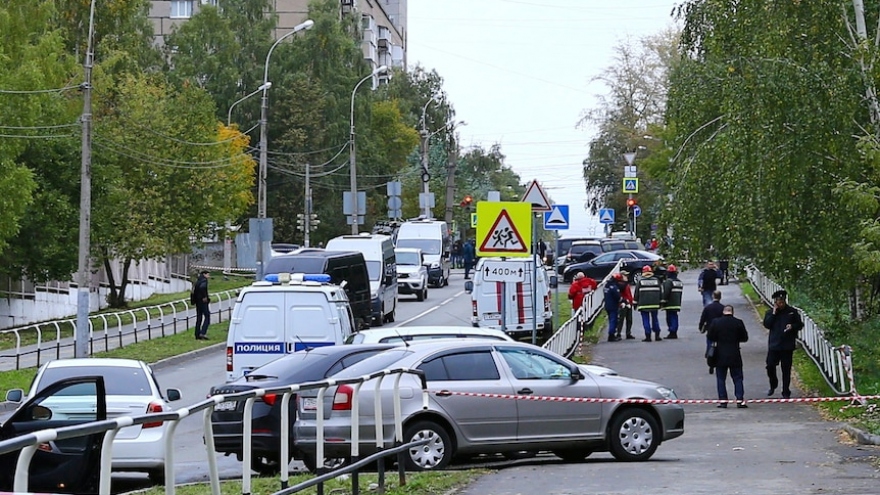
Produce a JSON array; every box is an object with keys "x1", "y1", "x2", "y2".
[
  {"x1": 418, "y1": 348, "x2": 518, "y2": 444},
  {"x1": 0, "y1": 376, "x2": 107, "y2": 493},
  {"x1": 496, "y1": 347, "x2": 603, "y2": 441}
]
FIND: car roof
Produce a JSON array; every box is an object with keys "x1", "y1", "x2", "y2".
[
  {"x1": 571, "y1": 239, "x2": 601, "y2": 246},
  {"x1": 355, "y1": 325, "x2": 513, "y2": 341},
  {"x1": 394, "y1": 247, "x2": 422, "y2": 253},
  {"x1": 43, "y1": 358, "x2": 145, "y2": 369}
]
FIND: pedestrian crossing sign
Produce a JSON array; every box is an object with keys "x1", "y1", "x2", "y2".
[
  {"x1": 476, "y1": 201, "x2": 531, "y2": 257},
  {"x1": 623, "y1": 178, "x2": 639, "y2": 193}
]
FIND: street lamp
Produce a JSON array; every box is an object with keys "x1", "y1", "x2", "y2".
[
  {"x1": 419, "y1": 95, "x2": 441, "y2": 218},
  {"x1": 348, "y1": 65, "x2": 389, "y2": 233},
  {"x1": 254, "y1": 19, "x2": 313, "y2": 280},
  {"x1": 227, "y1": 82, "x2": 271, "y2": 126}
]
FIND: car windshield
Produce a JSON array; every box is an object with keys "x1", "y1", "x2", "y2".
[
  {"x1": 329, "y1": 348, "x2": 412, "y2": 378},
  {"x1": 396, "y1": 251, "x2": 421, "y2": 265},
  {"x1": 365, "y1": 261, "x2": 381, "y2": 281},
  {"x1": 396, "y1": 239, "x2": 441, "y2": 255},
  {"x1": 265, "y1": 256, "x2": 325, "y2": 274},
  {"x1": 37, "y1": 365, "x2": 152, "y2": 396}
]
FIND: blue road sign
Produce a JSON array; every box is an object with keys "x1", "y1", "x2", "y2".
[
  {"x1": 599, "y1": 208, "x2": 615, "y2": 224},
  {"x1": 543, "y1": 205, "x2": 569, "y2": 230},
  {"x1": 633, "y1": 205, "x2": 642, "y2": 217}
]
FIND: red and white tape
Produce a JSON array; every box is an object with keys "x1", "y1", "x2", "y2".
[{"x1": 428, "y1": 390, "x2": 880, "y2": 405}]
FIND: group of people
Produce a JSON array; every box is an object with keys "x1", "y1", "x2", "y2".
[
  {"x1": 451, "y1": 239, "x2": 477, "y2": 279},
  {"x1": 696, "y1": 259, "x2": 804, "y2": 407}
]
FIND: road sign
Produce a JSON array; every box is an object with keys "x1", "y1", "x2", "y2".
[
  {"x1": 599, "y1": 208, "x2": 615, "y2": 224},
  {"x1": 481, "y1": 260, "x2": 526, "y2": 282},
  {"x1": 470, "y1": 212, "x2": 477, "y2": 228},
  {"x1": 623, "y1": 178, "x2": 639, "y2": 193},
  {"x1": 543, "y1": 205, "x2": 569, "y2": 230},
  {"x1": 633, "y1": 205, "x2": 642, "y2": 217},
  {"x1": 476, "y1": 201, "x2": 531, "y2": 257},
  {"x1": 521, "y1": 180, "x2": 552, "y2": 212}
]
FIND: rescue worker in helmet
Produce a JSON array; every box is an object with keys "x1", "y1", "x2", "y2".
[
  {"x1": 661, "y1": 264, "x2": 684, "y2": 339},
  {"x1": 634, "y1": 264, "x2": 662, "y2": 341}
]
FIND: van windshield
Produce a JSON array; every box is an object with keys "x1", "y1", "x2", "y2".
[
  {"x1": 396, "y1": 251, "x2": 421, "y2": 266},
  {"x1": 397, "y1": 239, "x2": 441, "y2": 255},
  {"x1": 265, "y1": 256, "x2": 325, "y2": 275},
  {"x1": 366, "y1": 261, "x2": 382, "y2": 281}
]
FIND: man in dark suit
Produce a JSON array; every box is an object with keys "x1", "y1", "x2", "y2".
[
  {"x1": 699, "y1": 290, "x2": 724, "y2": 373},
  {"x1": 763, "y1": 289, "x2": 804, "y2": 398},
  {"x1": 707, "y1": 305, "x2": 750, "y2": 408}
]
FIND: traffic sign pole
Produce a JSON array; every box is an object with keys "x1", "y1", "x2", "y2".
[{"x1": 532, "y1": 213, "x2": 538, "y2": 345}]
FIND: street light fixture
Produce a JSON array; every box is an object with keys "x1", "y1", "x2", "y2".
[
  {"x1": 227, "y1": 82, "x2": 271, "y2": 126},
  {"x1": 254, "y1": 19, "x2": 313, "y2": 280},
  {"x1": 348, "y1": 65, "x2": 389, "y2": 234}
]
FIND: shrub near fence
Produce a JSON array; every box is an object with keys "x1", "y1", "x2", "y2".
[{"x1": 0, "y1": 290, "x2": 239, "y2": 371}]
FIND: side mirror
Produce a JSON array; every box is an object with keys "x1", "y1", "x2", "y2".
[
  {"x1": 570, "y1": 367, "x2": 585, "y2": 381},
  {"x1": 464, "y1": 280, "x2": 474, "y2": 293},
  {"x1": 5, "y1": 389, "x2": 23, "y2": 403},
  {"x1": 166, "y1": 388, "x2": 182, "y2": 402},
  {"x1": 549, "y1": 275, "x2": 558, "y2": 289}
]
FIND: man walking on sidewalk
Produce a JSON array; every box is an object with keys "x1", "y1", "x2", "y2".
[
  {"x1": 707, "y1": 305, "x2": 749, "y2": 408},
  {"x1": 763, "y1": 290, "x2": 803, "y2": 398},
  {"x1": 193, "y1": 270, "x2": 211, "y2": 340}
]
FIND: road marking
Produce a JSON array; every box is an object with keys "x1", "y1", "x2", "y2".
[{"x1": 393, "y1": 290, "x2": 465, "y2": 327}]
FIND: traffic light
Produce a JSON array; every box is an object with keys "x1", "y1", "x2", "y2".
[
  {"x1": 460, "y1": 195, "x2": 473, "y2": 208},
  {"x1": 626, "y1": 197, "x2": 637, "y2": 208}
]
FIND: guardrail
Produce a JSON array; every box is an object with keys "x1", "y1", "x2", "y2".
[
  {"x1": 0, "y1": 290, "x2": 239, "y2": 371},
  {"x1": 744, "y1": 265, "x2": 856, "y2": 396},
  {"x1": 0, "y1": 368, "x2": 424, "y2": 495}
]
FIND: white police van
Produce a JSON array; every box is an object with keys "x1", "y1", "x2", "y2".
[{"x1": 225, "y1": 273, "x2": 356, "y2": 381}]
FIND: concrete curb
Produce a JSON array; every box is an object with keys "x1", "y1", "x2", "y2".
[
  {"x1": 150, "y1": 342, "x2": 225, "y2": 371},
  {"x1": 840, "y1": 423, "x2": 880, "y2": 446}
]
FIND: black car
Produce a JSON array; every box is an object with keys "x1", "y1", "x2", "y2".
[
  {"x1": 563, "y1": 250, "x2": 661, "y2": 283},
  {"x1": 0, "y1": 376, "x2": 107, "y2": 494},
  {"x1": 209, "y1": 344, "x2": 396, "y2": 474}
]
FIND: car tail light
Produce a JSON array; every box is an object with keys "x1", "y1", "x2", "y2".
[
  {"x1": 471, "y1": 300, "x2": 477, "y2": 317},
  {"x1": 226, "y1": 347, "x2": 233, "y2": 372},
  {"x1": 259, "y1": 393, "x2": 278, "y2": 406},
  {"x1": 333, "y1": 385, "x2": 354, "y2": 411},
  {"x1": 144, "y1": 402, "x2": 164, "y2": 428},
  {"x1": 544, "y1": 294, "x2": 550, "y2": 312}
]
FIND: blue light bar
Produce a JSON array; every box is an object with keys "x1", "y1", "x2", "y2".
[
  {"x1": 264, "y1": 273, "x2": 331, "y2": 284},
  {"x1": 264, "y1": 274, "x2": 279, "y2": 283}
]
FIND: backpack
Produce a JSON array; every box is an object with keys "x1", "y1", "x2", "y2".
[{"x1": 190, "y1": 281, "x2": 197, "y2": 304}]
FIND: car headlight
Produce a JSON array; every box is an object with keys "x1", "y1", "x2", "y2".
[
  {"x1": 656, "y1": 386, "x2": 677, "y2": 400},
  {"x1": 430, "y1": 262, "x2": 440, "y2": 269},
  {"x1": 371, "y1": 291, "x2": 378, "y2": 299}
]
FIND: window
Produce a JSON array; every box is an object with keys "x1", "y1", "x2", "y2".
[
  {"x1": 170, "y1": 1, "x2": 193, "y2": 19},
  {"x1": 38, "y1": 366, "x2": 152, "y2": 396},
  {"x1": 418, "y1": 351, "x2": 500, "y2": 381},
  {"x1": 499, "y1": 348, "x2": 572, "y2": 380}
]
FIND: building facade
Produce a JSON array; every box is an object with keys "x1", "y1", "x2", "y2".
[{"x1": 148, "y1": 0, "x2": 407, "y2": 74}]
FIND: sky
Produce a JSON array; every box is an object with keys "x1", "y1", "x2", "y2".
[{"x1": 406, "y1": 0, "x2": 681, "y2": 237}]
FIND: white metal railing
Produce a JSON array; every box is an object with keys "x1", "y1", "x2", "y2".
[
  {"x1": 745, "y1": 265, "x2": 855, "y2": 395},
  {"x1": 0, "y1": 290, "x2": 239, "y2": 371},
  {"x1": 0, "y1": 369, "x2": 421, "y2": 495}
]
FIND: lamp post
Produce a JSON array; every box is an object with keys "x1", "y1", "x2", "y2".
[
  {"x1": 227, "y1": 82, "x2": 271, "y2": 126},
  {"x1": 254, "y1": 19, "x2": 313, "y2": 280},
  {"x1": 349, "y1": 65, "x2": 389, "y2": 234},
  {"x1": 419, "y1": 96, "x2": 439, "y2": 218}
]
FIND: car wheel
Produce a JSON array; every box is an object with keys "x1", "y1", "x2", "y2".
[
  {"x1": 387, "y1": 307, "x2": 396, "y2": 322},
  {"x1": 250, "y1": 455, "x2": 282, "y2": 476},
  {"x1": 443, "y1": 274, "x2": 449, "y2": 286},
  {"x1": 552, "y1": 449, "x2": 592, "y2": 462},
  {"x1": 403, "y1": 420, "x2": 453, "y2": 471},
  {"x1": 300, "y1": 454, "x2": 349, "y2": 474},
  {"x1": 608, "y1": 408, "x2": 659, "y2": 461},
  {"x1": 147, "y1": 468, "x2": 165, "y2": 485},
  {"x1": 374, "y1": 309, "x2": 384, "y2": 327},
  {"x1": 416, "y1": 288, "x2": 425, "y2": 301}
]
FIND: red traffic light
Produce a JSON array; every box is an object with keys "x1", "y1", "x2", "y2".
[
  {"x1": 626, "y1": 198, "x2": 637, "y2": 207},
  {"x1": 460, "y1": 195, "x2": 473, "y2": 207}
]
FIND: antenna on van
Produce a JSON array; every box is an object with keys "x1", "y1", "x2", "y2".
[
  {"x1": 392, "y1": 327, "x2": 410, "y2": 348},
  {"x1": 294, "y1": 334, "x2": 314, "y2": 352}
]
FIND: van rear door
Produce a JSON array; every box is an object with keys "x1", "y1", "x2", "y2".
[
  {"x1": 228, "y1": 291, "x2": 287, "y2": 380},
  {"x1": 286, "y1": 292, "x2": 341, "y2": 351}
]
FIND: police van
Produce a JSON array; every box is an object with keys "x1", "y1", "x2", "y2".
[{"x1": 225, "y1": 273, "x2": 356, "y2": 381}]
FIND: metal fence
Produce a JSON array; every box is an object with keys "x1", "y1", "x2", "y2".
[
  {"x1": 0, "y1": 290, "x2": 239, "y2": 371},
  {"x1": 0, "y1": 368, "x2": 425, "y2": 495},
  {"x1": 744, "y1": 265, "x2": 856, "y2": 396}
]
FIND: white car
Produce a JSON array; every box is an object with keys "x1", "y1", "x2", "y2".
[
  {"x1": 5, "y1": 358, "x2": 181, "y2": 483},
  {"x1": 345, "y1": 325, "x2": 513, "y2": 344},
  {"x1": 394, "y1": 247, "x2": 429, "y2": 301}
]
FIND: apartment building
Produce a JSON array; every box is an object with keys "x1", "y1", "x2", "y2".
[{"x1": 149, "y1": 0, "x2": 407, "y2": 74}]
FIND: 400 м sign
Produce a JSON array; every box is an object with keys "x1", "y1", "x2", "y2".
[{"x1": 481, "y1": 261, "x2": 526, "y2": 282}]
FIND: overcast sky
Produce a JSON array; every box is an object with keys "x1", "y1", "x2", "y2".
[{"x1": 407, "y1": 0, "x2": 681, "y2": 237}]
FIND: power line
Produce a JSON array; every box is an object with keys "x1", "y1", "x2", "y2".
[{"x1": 0, "y1": 84, "x2": 82, "y2": 94}]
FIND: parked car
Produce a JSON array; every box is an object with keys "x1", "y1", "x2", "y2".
[
  {"x1": 209, "y1": 344, "x2": 397, "y2": 474},
  {"x1": 0, "y1": 376, "x2": 108, "y2": 493},
  {"x1": 294, "y1": 340, "x2": 684, "y2": 471},
  {"x1": 394, "y1": 247, "x2": 429, "y2": 301},
  {"x1": 563, "y1": 250, "x2": 661, "y2": 284},
  {"x1": 557, "y1": 240, "x2": 604, "y2": 274},
  {"x1": 4, "y1": 358, "x2": 182, "y2": 483},
  {"x1": 345, "y1": 325, "x2": 514, "y2": 344}
]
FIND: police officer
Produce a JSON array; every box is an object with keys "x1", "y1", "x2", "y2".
[
  {"x1": 634, "y1": 265, "x2": 662, "y2": 342},
  {"x1": 661, "y1": 264, "x2": 683, "y2": 339}
]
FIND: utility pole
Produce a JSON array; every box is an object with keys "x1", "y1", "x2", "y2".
[
  {"x1": 443, "y1": 136, "x2": 459, "y2": 226},
  {"x1": 420, "y1": 127, "x2": 431, "y2": 217},
  {"x1": 304, "y1": 163, "x2": 311, "y2": 248},
  {"x1": 75, "y1": 0, "x2": 97, "y2": 358}
]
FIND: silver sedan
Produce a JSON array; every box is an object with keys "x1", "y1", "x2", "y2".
[{"x1": 294, "y1": 341, "x2": 684, "y2": 470}]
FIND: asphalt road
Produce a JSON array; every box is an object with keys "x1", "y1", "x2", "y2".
[{"x1": 114, "y1": 268, "x2": 880, "y2": 494}]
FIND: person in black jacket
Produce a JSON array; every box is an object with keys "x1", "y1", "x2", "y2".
[
  {"x1": 698, "y1": 290, "x2": 724, "y2": 374},
  {"x1": 193, "y1": 270, "x2": 211, "y2": 340},
  {"x1": 763, "y1": 290, "x2": 804, "y2": 398},
  {"x1": 707, "y1": 305, "x2": 749, "y2": 408}
]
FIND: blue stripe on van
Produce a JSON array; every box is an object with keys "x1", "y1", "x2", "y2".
[
  {"x1": 292, "y1": 341, "x2": 335, "y2": 352},
  {"x1": 234, "y1": 342, "x2": 285, "y2": 354}
]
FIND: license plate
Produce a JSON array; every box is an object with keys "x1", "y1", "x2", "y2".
[
  {"x1": 215, "y1": 401, "x2": 237, "y2": 412},
  {"x1": 483, "y1": 312, "x2": 501, "y2": 320},
  {"x1": 302, "y1": 397, "x2": 318, "y2": 411}
]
